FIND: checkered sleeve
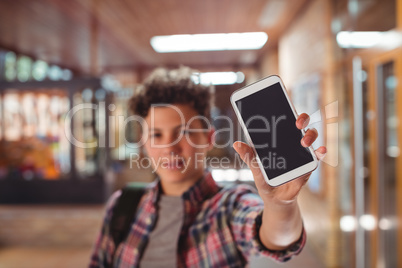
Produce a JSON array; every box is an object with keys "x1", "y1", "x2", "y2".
[
  {"x1": 88, "y1": 190, "x2": 122, "y2": 268},
  {"x1": 229, "y1": 185, "x2": 306, "y2": 263}
]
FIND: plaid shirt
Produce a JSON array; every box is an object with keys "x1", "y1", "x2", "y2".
[{"x1": 89, "y1": 173, "x2": 306, "y2": 267}]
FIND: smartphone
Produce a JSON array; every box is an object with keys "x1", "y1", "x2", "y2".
[{"x1": 230, "y1": 75, "x2": 318, "y2": 187}]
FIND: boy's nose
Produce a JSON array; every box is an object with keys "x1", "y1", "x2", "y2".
[
  {"x1": 161, "y1": 136, "x2": 182, "y2": 155},
  {"x1": 161, "y1": 144, "x2": 181, "y2": 156}
]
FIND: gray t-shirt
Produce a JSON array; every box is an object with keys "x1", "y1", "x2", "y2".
[{"x1": 140, "y1": 195, "x2": 184, "y2": 268}]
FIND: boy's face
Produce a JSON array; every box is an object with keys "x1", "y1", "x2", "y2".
[{"x1": 143, "y1": 104, "x2": 213, "y2": 184}]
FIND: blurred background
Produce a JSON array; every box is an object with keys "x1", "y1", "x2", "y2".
[{"x1": 0, "y1": 0, "x2": 400, "y2": 267}]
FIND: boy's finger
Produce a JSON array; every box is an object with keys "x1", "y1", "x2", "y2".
[
  {"x1": 232, "y1": 141, "x2": 263, "y2": 179},
  {"x1": 296, "y1": 113, "x2": 310, "y2": 129},
  {"x1": 315, "y1": 146, "x2": 327, "y2": 161},
  {"x1": 301, "y1": 128, "x2": 318, "y2": 147},
  {"x1": 232, "y1": 141, "x2": 255, "y2": 166}
]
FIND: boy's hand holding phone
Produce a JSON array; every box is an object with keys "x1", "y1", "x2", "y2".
[{"x1": 233, "y1": 113, "x2": 326, "y2": 204}]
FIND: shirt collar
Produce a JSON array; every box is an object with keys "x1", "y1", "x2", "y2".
[{"x1": 147, "y1": 172, "x2": 221, "y2": 206}]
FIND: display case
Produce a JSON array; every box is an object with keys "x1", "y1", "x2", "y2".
[{"x1": 0, "y1": 78, "x2": 114, "y2": 203}]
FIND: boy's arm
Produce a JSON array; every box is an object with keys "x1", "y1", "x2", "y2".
[
  {"x1": 259, "y1": 199, "x2": 303, "y2": 250},
  {"x1": 228, "y1": 187, "x2": 305, "y2": 262}
]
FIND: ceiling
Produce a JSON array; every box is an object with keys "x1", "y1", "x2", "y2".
[{"x1": 0, "y1": 0, "x2": 310, "y2": 75}]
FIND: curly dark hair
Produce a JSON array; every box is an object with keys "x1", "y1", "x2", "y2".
[{"x1": 129, "y1": 66, "x2": 214, "y2": 123}]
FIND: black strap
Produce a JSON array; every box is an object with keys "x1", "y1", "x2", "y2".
[{"x1": 110, "y1": 184, "x2": 147, "y2": 249}]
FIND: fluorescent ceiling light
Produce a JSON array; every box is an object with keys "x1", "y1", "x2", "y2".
[
  {"x1": 336, "y1": 31, "x2": 402, "y2": 49},
  {"x1": 336, "y1": 31, "x2": 383, "y2": 48},
  {"x1": 192, "y1": 72, "x2": 245, "y2": 85},
  {"x1": 150, "y1": 32, "x2": 268, "y2": 53}
]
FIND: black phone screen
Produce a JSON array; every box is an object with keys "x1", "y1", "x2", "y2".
[{"x1": 235, "y1": 82, "x2": 313, "y2": 179}]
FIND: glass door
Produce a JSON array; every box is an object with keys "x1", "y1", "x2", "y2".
[
  {"x1": 377, "y1": 61, "x2": 398, "y2": 268},
  {"x1": 365, "y1": 49, "x2": 402, "y2": 268}
]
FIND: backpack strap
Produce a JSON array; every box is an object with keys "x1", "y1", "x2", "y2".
[{"x1": 110, "y1": 183, "x2": 147, "y2": 249}]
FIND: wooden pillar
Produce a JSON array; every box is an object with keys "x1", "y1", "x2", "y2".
[
  {"x1": 90, "y1": 0, "x2": 100, "y2": 76},
  {"x1": 398, "y1": 0, "x2": 402, "y2": 30},
  {"x1": 323, "y1": 0, "x2": 341, "y2": 266}
]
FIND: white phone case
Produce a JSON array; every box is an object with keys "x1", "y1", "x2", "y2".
[{"x1": 230, "y1": 75, "x2": 318, "y2": 187}]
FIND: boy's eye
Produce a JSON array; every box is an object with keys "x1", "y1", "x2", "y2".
[{"x1": 150, "y1": 133, "x2": 161, "y2": 138}]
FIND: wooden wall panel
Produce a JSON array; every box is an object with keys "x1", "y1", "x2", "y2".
[
  {"x1": 278, "y1": 0, "x2": 329, "y2": 88},
  {"x1": 277, "y1": 0, "x2": 341, "y2": 267}
]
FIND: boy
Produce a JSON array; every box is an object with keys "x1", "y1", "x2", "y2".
[{"x1": 89, "y1": 67, "x2": 327, "y2": 267}]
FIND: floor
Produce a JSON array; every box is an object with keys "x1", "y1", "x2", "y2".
[
  {"x1": 0, "y1": 247, "x2": 93, "y2": 268},
  {"x1": 0, "y1": 244, "x2": 324, "y2": 268}
]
